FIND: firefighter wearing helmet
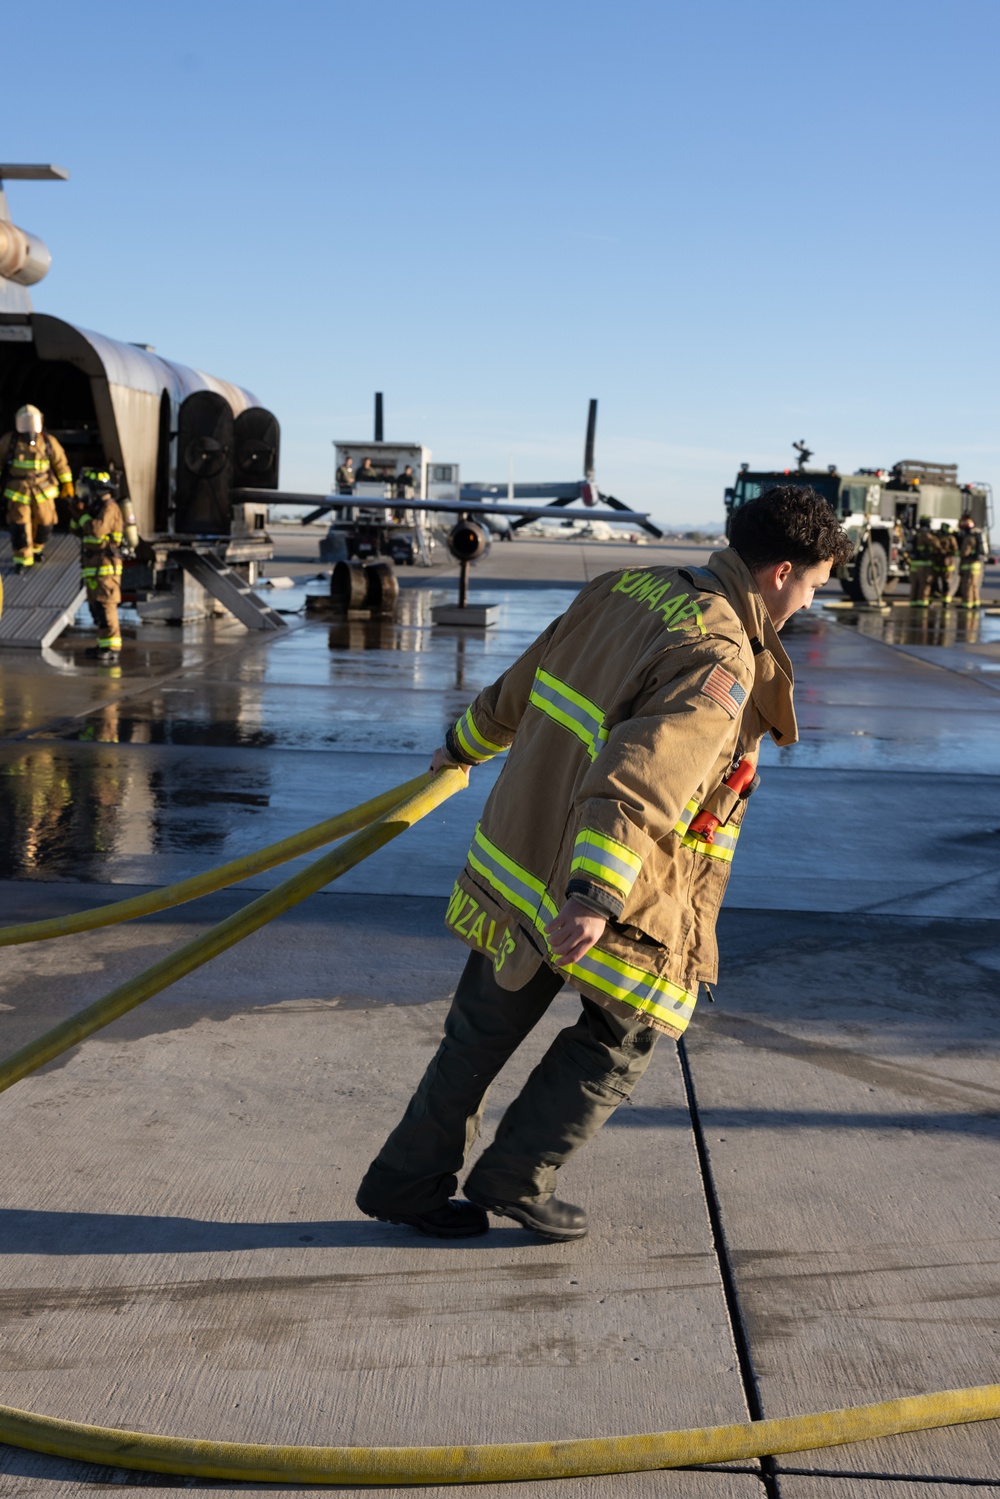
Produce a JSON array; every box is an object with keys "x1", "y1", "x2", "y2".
[
  {"x1": 908, "y1": 517, "x2": 938, "y2": 606},
  {"x1": 0, "y1": 405, "x2": 74, "y2": 571},
  {"x1": 70, "y1": 469, "x2": 125, "y2": 664},
  {"x1": 957, "y1": 512, "x2": 987, "y2": 609}
]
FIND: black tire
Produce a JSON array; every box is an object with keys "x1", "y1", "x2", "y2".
[{"x1": 850, "y1": 543, "x2": 890, "y2": 603}]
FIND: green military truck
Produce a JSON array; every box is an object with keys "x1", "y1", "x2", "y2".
[{"x1": 725, "y1": 456, "x2": 993, "y2": 602}]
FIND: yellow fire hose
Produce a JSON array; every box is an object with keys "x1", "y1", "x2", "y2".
[
  {"x1": 2, "y1": 1384, "x2": 1000, "y2": 1484},
  {"x1": 0, "y1": 773, "x2": 431, "y2": 948},
  {"x1": 0, "y1": 769, "x2": 466, "y2": 1098},
  {"x1": 2, "y1": 766, "x2": 999, "y2": 1483}
]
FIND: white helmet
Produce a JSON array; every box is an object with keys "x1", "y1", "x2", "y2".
[{"x1": 15, "y1": 404, "x2": 42, "y2": 435}]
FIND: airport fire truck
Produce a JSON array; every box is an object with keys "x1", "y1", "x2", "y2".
[{"x1": 725, "y1": 452, "x2": 993, "y2": 602}]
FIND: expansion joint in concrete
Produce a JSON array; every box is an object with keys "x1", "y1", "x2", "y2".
[{"x1": 677, "y1": 1033, "x2": 779, "y2": 1499}]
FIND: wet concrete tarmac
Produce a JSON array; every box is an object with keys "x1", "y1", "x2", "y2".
[
  {"x1": 2, "y1": 535, "x2": 1000, "y2": 1496},
  {"x1": 1, "y1": 546, "x2": 998, "y2": 908}
]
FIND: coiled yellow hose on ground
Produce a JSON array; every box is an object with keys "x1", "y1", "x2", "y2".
[{"x1": 0, "y1": 773, "x2": 430, "y2": 947}]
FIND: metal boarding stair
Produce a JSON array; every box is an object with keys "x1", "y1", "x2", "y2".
[
  {"x1": 0, "y1": 532, "x2": 86, "y2": 649},
  {"x1": 175, "y1": 548, "x2": 288, "y2": 631}
]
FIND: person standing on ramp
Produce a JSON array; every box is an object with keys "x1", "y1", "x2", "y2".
[{"x1": 0, "y1": 404, "x2": 74, "y2": 572}]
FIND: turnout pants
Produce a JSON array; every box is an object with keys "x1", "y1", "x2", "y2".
[
  {"x1": 86, "y1": 575, "x2": 122, "y2": 651},
  {"x1": 909, "y1": 561, "x2": 932, "y2": 603},
  {"x1": 959, "y1": 562, "x2": 983, "y2": 607},
  {"x1": 358, "y1": 950, "x2": 659, "y2": 1212},
  {"x1": 933, "y1": 563, "x2": 956, "y2": 600},
  {"x1": 7, "y1": 496, "x2": 56, "y2": 567}
]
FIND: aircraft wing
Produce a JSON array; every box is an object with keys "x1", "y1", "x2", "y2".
[{"x1": 235, "y1": 489, "x2": 649, "y2": 524}]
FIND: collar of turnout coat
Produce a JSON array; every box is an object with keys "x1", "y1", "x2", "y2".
[{"x1": 682, "y1": 548, "x2": 798, "y2": 747}]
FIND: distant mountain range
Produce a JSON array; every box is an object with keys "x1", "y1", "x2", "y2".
[{"x1": 661, "y1": 521, "x2": 726, "y2": 536}]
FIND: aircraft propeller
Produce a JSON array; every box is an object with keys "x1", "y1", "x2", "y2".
[{"x1": 581, "y1": 398, "x2": 598, "y2": 506}]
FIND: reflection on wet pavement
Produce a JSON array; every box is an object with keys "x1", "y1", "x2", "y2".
[
  {"x1": 826, "y1": 601, "x2": 1000, "y2": 686},
  {"x1": 34, "y1": 587, "x2": 577, "y2": 754},
  {"x1": 830, "y1": 601, "x2": 1000, "y2": 650},
  {"x1": 0, "y1": 577, "x2": 998, "y2": 904}
]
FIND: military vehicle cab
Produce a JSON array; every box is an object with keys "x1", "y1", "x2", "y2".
[{"x1": 725, "y1": 453, "x2": 993, "y2": 602}]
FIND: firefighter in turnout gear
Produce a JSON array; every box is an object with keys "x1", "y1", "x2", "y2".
[
  {"x1": 909, "y1": 517, "x2": 938, "y2": 606},
  {"x1": 0, "y1": 405, "x2": 73, "y2": 572},
  {"x1": 957, "y1": 512, "x2": 987, "y2": 608},
  {"x1": 933, "y1": 522, "x2": 959, "y2": 602},
  {"x1": 356, "y1": 487, "x2": 853, "y2": 1242},
  {"x1": 70, "y1": 469, "x2": 125, "y2": 664}
]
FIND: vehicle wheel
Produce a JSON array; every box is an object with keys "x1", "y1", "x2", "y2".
[{"x1": 853, "y1": 543, "x2": 889, "y2": 603}]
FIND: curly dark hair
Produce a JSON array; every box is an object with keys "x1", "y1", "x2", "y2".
[{"x1": 728, "y1": 485, "x2": 854, "y2": 572}]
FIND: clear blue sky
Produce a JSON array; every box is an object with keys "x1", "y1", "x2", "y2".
[{"x1": 8, "y1": 0, "x2": 999, "y2": 526}]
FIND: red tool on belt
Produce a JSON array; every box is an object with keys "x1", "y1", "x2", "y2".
[{"x1": 688, "y1": 758, "x2": 758, "y2": 844}]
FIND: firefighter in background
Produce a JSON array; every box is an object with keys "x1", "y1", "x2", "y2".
[
  {"x1": 933, "y1": 521, "x2": 959, "y2": 602},
  {"x1": 957, "y1": 511, "x2": 987, "y2": 609},
  {"x1": 0, "y1": 404, "x2": 74, "y2": 572},
  {"x1": 70, "y1": 469, "x2": 124, "y2": 664},
  {"x1": 908, "y1": 517, "x2": 938, "y2": 606}
]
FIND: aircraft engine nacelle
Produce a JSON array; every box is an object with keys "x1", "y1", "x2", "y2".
[
  {"x1": 0, "y1": 220, "x2": 51, "y2": 286},
  {"x1": 447, "y1": 519, "x2": 488, "y2": 562}
]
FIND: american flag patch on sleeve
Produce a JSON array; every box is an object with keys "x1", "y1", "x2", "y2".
[{"x1": 700, "y1": 664, "x2": 747, "y2": 719}]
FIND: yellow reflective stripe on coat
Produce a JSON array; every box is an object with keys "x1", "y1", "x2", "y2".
[
  {"x1": 564, "y1": 945, "x2": 696, "y2": 1029},
  {"x1": 679, "y1": 826, "x2": 739, "y2": 863},
  {"x1": 528, "y1": 668, "x2": 608, "y2": 761},
  {"x1": 10, "y1": 457, "x2": 53, "y2": 471},
  {"x1": 674, "y1": 798, "x2": 700, "y2": 834},
  {"x1": 4, "y1": 485, "x2": 57, "y2": 503},
  {"x1": 672, "y1": 798, "x2": 740, "y2": 863},
  {"x1": 464, "y1": 826, "x2": 696, "y2": 1030},
  {"x1": 454, "y1": 707, "x2": 507, "y2": 763},
  {"x1": 468, "y1": 825, "x2": 555, "y2": 923},
  {"x1": 570, "y1": 827, "x2": 643, "y2": 900}
]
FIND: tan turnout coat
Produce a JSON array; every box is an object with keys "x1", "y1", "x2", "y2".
[
  {"x1": 0, "y1": 431, "x2": 72, "y2": 518},
  {"x1": 443, "y1": 547, "x2": 797, "y2": 1038}
]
